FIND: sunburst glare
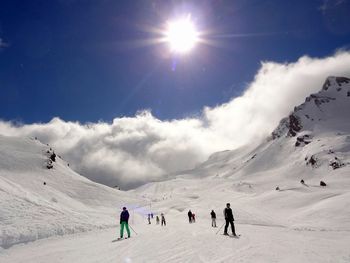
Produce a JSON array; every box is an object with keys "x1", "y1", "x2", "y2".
[{"x1": 164, "y1": 15, "x2": 199, "y2": 54}]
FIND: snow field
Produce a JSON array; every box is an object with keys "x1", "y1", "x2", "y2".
[{"x1": 2, "y1": 175, "x2": 350, "y2": 262}]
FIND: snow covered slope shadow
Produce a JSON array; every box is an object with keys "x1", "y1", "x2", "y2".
[{"x1": 0, "y1": 135, "x2": 143, "y2": 249}]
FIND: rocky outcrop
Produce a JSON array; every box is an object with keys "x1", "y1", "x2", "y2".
[
  {"x1": 295, "y1": 134, "x2": 312, "y2": 147},
  {"x1": 306, "y1": 155, "x2": 318, "y2": 167},
  {"x1": 323, "y1": 76, "x2": 350, "y2": 90},
  {"x1": 287, "y1": 114, "x2": 302, "y2": 137},
  {"x1": 329, "y1": 157, "x2": 345, "y2": 170}
]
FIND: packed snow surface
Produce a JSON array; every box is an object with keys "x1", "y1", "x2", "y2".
[
  {"x1": 2, "y1": 175, "x2": 350, "y2": 262},
  {"x1": 1, "y1": 76, "x2": 350, "y2": 262}
]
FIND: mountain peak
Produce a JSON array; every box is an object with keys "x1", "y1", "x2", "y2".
[
  {"x1": 272, "y1": 76, "x2": 350, "y2": 139},
  {"x1": 322, "y1": 76, "x2": 350, "y2": 91}
]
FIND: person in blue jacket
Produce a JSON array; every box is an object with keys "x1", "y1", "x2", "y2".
[{"x1": 120, "y1": 207, "x2": 130, "y2": 238}]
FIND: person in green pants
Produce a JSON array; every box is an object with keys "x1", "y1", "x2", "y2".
[{"x1": 120, "y1": 207, "x2": 130, "y2": 239}]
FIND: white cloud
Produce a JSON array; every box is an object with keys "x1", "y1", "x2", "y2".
[
  {"x1": 1, "y1": 51, "x2": 350, "y2": 189},
  {"x1": 204, "y1": 50, "x2": 350, "y2": 145}
]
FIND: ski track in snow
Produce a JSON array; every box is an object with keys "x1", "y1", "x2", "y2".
[{"x1": 2, "y1": 220, "x2": 350, "y2": 263}]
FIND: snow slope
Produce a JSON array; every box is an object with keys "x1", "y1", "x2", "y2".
[
  {"x1": 1, "y1": 76, "x2": 350, "y2": 262},
  {"x1": 0, "y1": 135, "x2": 143, "y2": 249},
  {"x1": 2, "y1": 175, "x2": 350, "y2": 262}
]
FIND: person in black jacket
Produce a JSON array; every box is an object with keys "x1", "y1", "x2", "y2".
[
  {"x1": 120, "y1": 207, "x2": 130, "y2": 238},
  {"x1": 210, "y1": 210, "x2": 217, "y2": 227},
  {"x1": 188, "y1": 210, "x2": 193, "y2": 223},
  {"x1": 161, "y1": 213, "x2": 166, "y2": 226},
  {"x1": 223, "y1": 203, "x2": 237, "y2": 236}
]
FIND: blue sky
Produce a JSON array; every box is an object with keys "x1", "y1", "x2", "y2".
[{"x1": 0, "y1": 0, "x2": 350, "y2": 123}]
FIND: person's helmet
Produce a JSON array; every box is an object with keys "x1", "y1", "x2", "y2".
[
  {"x1": 226, "y1": 203, "x2": 230, "y2": 206},
  {"x1": 123, "y1": 207, "x2": 126, "y2": 210}
]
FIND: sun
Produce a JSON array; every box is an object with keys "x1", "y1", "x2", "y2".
[{"x1": 165, "y1": 16, "x2": 199, "y2": 54}]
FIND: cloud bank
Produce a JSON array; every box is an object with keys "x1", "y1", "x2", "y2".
[{"x1": 1, "y1": 51, "x2": 350, "y2": 189}]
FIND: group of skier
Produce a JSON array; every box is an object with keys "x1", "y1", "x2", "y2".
[{"x1": 119, "y1": 202, "x2": 237, "y2": 239}]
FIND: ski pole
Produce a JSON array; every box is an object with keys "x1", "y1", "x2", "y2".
[
  {"x1": 216, "y1": 222, "x2": 225, "y2": 235},
  {"x1": 129, "y1": 224, "x2": 138, "y2": 235}
]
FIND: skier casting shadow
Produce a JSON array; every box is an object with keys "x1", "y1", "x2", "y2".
[
  {"x1": 223, "y1": 203, "x2": 237, "y2": 236},
  {"x1": 120, "y1": 207, "x2": 130, "y2": 239}
]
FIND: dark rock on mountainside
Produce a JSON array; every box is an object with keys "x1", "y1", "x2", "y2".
[
  {"x1": 288, "y1": 114, "x2": 302, "y2": 137},
  {"x1": 306, "y1": 155, "x2": 318, "y2": 167},
  {"x1": 335, "y1": 77, "x2": 350, "y2": 85},
  {"x1": 323, "y1": 77, "x2": 350, "y2": 90},
  {"x1": 329, "y1": 157, "x2": 345, "y2": 170},
  {"x1": 295, "y1": 134, "x2": 312, "y2": 147},
  {"x1": 271, "y1": 114, "x2": 303, "y2": 139}
]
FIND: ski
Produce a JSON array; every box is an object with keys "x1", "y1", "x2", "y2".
[
  {"x1": 112, "y1": 237, "x2": 130, "y2": 242},
  {"x1": 222, "y1": 234, "x2": 241, "y2": 238}
]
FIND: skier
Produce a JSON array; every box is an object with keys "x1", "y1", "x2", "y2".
[
  {"x1": 211, "y1": 210, "x2": 217, "y2": 227},
  {"x1": 120, "y1": 207, "x2": 131, "y2": 239},
  {"x1": 192, "y1": 213, "x2": 196, "y2": 223},
  {"x1": 161, "y1": 213, "x2": 166, "y2": 226},
  {"x1": 156, "y1": 215, "x2": 160, "y2": 225},
  {"x1": 147, "y1": 214, "x2": 151, "y2": 224},
  {"x1": 188, "y1": 210, "x2": 193, "y2": 223},
  {"x1": 223, "y1": 203, "x2": 237, "y2": 236}
]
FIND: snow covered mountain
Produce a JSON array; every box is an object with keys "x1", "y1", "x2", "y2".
[
  {"x1": 1, "y1": 76, "x2": 350, "y2": 262},
  {"x1": 192, "y1": 76, "x2": 350, "y2": 178},
  {"x1": 0, "y1": 135, "x2": 143, "y2": 249}
]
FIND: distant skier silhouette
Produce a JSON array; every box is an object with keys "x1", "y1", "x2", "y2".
[
  {"x1": 211, "y1": 210, "x2": 217, "y2": 227},
  {"x1": 161, "y1": 213, "x2": 166, "y2": 226},
  {"x1": 188, "y1": 210, "x2": 193, "y2": 223}
]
